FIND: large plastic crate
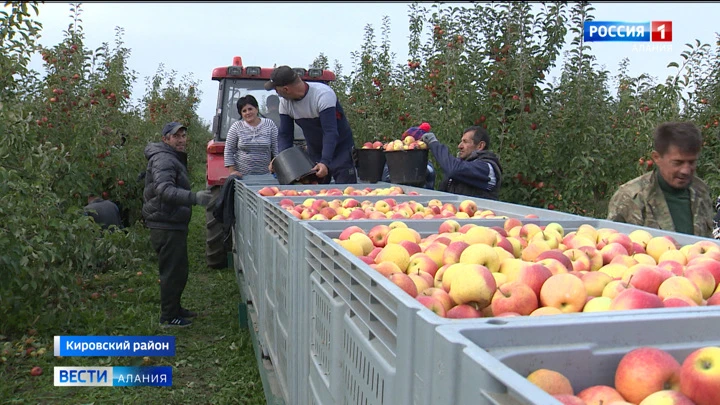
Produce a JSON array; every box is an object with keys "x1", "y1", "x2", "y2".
[
  {"x1": 258, "y1": 192, "x2": 596, "y2": 403},
  {"x1": 233, "y1": 178, "x2": 271, "y2": 358},
  {"x1": 430, "y1": 308, "x2": 720, "y2": 405},
  {"x1": 238, "y1": 173, "x2": 279, "y2": 185},
  {"x1": 245, "y1": 182, "x2": 447, "y2": 197},
  {"x1": 293, "y1": 218, "x2": 715, "y2": 405},
  {"x1": 261, "y1": 194, "x2": 538, "y2": 404}
]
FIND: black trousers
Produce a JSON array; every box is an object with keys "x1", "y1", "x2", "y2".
[{"x1": 150, "y1": 228, "x2": 189, "y2": 321}]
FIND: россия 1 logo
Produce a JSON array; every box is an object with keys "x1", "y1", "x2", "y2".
[{"x1": 584, "y1": 21, "x2": 672, "y2": 42}]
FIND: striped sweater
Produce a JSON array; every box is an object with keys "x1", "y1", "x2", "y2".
[{"x1": 224, "y1": 118, "x2": 278, "y2": 175}]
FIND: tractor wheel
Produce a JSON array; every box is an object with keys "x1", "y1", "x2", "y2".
[{"x1": 205, "y1": 185, "x2": 228, "y2": 269}]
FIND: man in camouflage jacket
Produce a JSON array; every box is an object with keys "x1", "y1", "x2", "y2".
[{"x1": 607, "y1": 122, "x2": 715, "y2": 238}]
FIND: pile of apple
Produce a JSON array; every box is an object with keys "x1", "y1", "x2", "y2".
[
  {"x1": 278, "y1": 198, "x2": 528, "y2": 221},
  {"x1": 333, "y1": 218, "x2": 720, "y2": 319},
  {"x1": 361, "y1": 122, "x2": 431, "y2": 151},
  {"x1": 359, "y1": 136, "x2": 427, "y2": 151},
  {"x1": 527, "y1": 346, "x2": 719, "y2": 405},
  {"x1": 258, "y1": 185, "x2": 410, "y2": 197}
]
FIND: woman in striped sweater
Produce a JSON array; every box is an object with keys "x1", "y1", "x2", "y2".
[{"x1": 224, "y1": 95, "x2": 278, "y2": 177}]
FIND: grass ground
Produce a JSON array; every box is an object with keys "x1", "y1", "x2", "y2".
[{"x1": 1, "y1": 166, "x2": 267, "y2": 404}]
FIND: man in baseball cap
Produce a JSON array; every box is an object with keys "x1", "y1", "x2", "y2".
[
  {"x1": 265, "y1": 65, "x2": 357, "y2": 184},
  {"x1": 162, "y1": 121, "x2": 187, "y2": 137}
]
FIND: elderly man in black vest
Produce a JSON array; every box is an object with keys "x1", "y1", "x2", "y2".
[{"x1": 421, "y1": 125, "x2": 503, "y2": 200}]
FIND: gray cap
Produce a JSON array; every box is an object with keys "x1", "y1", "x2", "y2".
[
  {"x1": 162, "y1": 122, "x2": 187, "y2": 136},
  {"x1": 264, "y1": 66, "x2": 299, "y2": 90}
]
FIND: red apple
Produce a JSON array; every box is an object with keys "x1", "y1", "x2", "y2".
[
  {"x1": 445, "y1": 304, "x2": 482, "y2": 318},
  {"x1": 679, "y1": 346, "x2": 720, "y2": 405},
  {"x1": 407, "y1": 253, "x2": 439, "y2": 278},
  {"x1": 536, "y1": 250, "x2": 574, "y2": 272},
  {"x1": 419, "y1": 287, "x2": 454, "y2": 312},
  {"x1": 515, "y1": 262, "x2": 552, "y2": 298},
  {"x1": 609, "y1": 288, "x2": 663, "y2": 311},
  {"x1": 416, "y1": 295, "x2": 447, "y2": 317},
  {"x1": 442, "y1": 240, "x2": 470, "y2": 265},
  {"x1": 552, "y1": 395, "x2": 586, "y2": 405},
  {"x1": 577, "y1": 385, "x2": 625, "y2": 405},
  {"x1": 491, "y1": 281, "x2": 538, "y2": 316},
  {"x1": 338, "y1": 225, "x2": 362, "y2": 240},
  {"x1": 398, "y1": 240, "x2": 422, "y2": 257},
  {"x1": 663, "y1": 295, "x2": 699, "y2": 307},
  {"x1": 371, "y1": 261, "x2": 403, "y2": 277},
  {"x1": 388, "y1": 272, "x2": 418, "y2": 297},
  {"x1": 368, "y1": 224, "x2": 391, "y2": 247},
  {"x1": 615, "y1": 347, "x2": 681, "y2": 404}
]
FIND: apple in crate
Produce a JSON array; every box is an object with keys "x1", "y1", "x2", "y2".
[
  {"x1": 577, "y1": 385, "x2": 626, "y2": 405},
  {"x1": 539, "y1": 273, "x2": 587, "y2": 313},
  {"x1": 445, "y1": 304, "x2": 481, "y2": 318},
  {"x1": 367, "y1": 225, "x2": 391, "y2": 247},
  {"x1": 490, "y1": 281, "x2": 538, "y2": 316},
  {"x1": 639, "y1": 390, "x2": 696, "y2": 404},
  {"x1": 680, "y1": 346, "x2": 720, "y2": 405},
  {"x1": 387, "y1": 272, "x2": 418, "y2": 297},
  {"x1": 686, "y1": 256, "x2": 720, "y2": 288},
  {"x1": 415, "y1": 295, "x2": 446, "y2": 317},
  {"x1": 406, "y1": 253, "x2": 439, "y2": 278},
  {"x1": 375, "y1": 244, "x2": 411, "y2": 272},
  {"x1": 526, "y1": 368, "x2": 574, "y2": 396},
  {"x1": 552, "y1": 395, "x2": 585, "y2": 405},
  {"x1": 338, "y1": 225, "x2": 365, "y2": 240},
  {"x1": 657, "y1": 276, "x2": 703, "y2": 305},
  {"x1": 370, "y1": 262, "x2": 403, "y2": 278},
  {"x1": 609, "y1": 288, "x2": 664, "y2": 311},
  {"x1": 614, "y1": 347, "x2": 681, "y2": 404},
  {"x1": 445, "y1": 264, "x2": 496, "y2": 309},
  {"x1": 419, "y1": 287, "x2": 453, "y2": 312}
]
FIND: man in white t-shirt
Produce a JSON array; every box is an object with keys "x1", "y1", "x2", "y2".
[{"x1": 264, "y1": 66, "x2": 357, "y2": 184}]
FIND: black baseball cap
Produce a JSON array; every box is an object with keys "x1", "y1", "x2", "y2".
[{"x1": 264, "y1": 66, "x2": 298, "y2": 90}]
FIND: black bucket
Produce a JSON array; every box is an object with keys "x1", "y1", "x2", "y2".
[
  {"x1": 384, "y1": 149, "x2": 428, "y2": 186},
  {"x1": 356, "y1": 148, "x2": 386, "y2": 183},
  {"x1": 272, "y1": 146, "x2": 318, "y2": 185}
]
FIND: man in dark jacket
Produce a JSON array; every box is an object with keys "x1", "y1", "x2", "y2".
[
  {"x1": 143, "y1": 122, "x2": 213, "y2": 328},
  {"x1": 84, "y1": 194, "x2": 123, "y2": 230},
  {"x1": 421, "y1": 126, "x2": 503, "y2": 200}
]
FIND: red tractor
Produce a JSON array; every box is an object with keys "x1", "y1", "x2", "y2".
[{"x1": 204, "y1": 56, "x2": 336, "y2": 268}]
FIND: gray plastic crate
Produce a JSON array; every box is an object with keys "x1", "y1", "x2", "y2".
[
  {"x1": 237, "y1": 173, "x2": 279, "y2": 185},
  {"x1": 431, "y1": 308, "x2": 720, "y2": 405},
  {"x1": 245, "y1": 182, "x2": 444, "y2": 197},
  {"x1": 260, "y1": 194, "x2": 542, "y2": 404},
  {"x1": 292, "y1": 218, "x2": 715, "y2": 405},
  {"x1": 257, "y1": 192, "x2": 596, "y2": 400}
]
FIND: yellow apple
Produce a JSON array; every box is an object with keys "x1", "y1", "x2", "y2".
[
  {"x1": 539, "y1": 273, "x2": 587, "y2": 313},
  {"x1": 526, "y1": 368, "x2": 574, "y2": 396},
  {"x1": 582, "y1": 296, "x2": 612, "y2": 312}
]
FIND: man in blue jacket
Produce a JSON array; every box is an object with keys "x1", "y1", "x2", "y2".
[
  {"x1": 264, "y1": 66, "x2": 357, "y2": 184},
  {"x1": 421, "y1": 126, "x2": 503, "y2": 200}
]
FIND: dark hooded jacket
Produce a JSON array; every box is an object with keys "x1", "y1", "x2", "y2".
[
  {"x1": 430, "y1": 141, "x2": 503, "y2": 200},
  {"x1": 142, "y1": 142, "x2": 197, "y2": 230}
]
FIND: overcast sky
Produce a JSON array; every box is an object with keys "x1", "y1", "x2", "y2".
[{"x1": 20, "y1": 2, "x2": 720, "y2": 125}]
